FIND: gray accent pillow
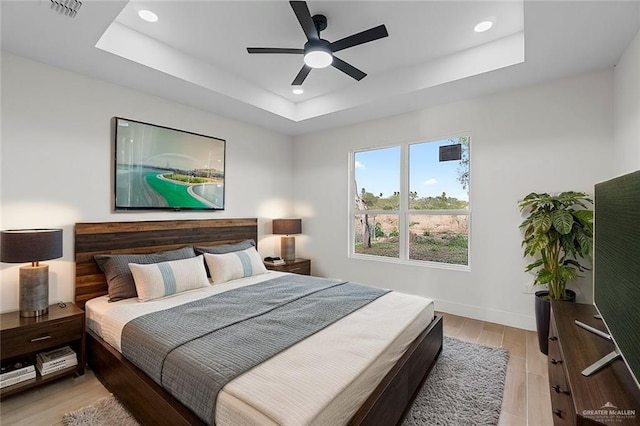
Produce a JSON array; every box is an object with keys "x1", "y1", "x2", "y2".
[
  {"x1": 195, "y1": 239, "x2": 256, "y2": 277},
  {"x1": 95, "y1": 246, "x2": 196, "y2": 302}
]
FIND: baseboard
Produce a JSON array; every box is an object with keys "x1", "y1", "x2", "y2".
[{"x1": 435, "y1": 299, "x2": 536, "y2": 331}]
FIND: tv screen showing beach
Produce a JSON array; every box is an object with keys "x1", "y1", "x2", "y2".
[{"x1": 114, "y1": 118, "x2": 225, "y2": 211}]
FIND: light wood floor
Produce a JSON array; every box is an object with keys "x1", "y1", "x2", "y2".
[{"x1": 0, "y1": 313, "x2": 552, "y2": 426}]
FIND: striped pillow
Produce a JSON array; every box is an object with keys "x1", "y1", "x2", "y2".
[
  {"x1": 204, "y1": 247, "x2": 267, "y2": 284},
  {"x1": 129, "y1": 255, "x2": 210, "y2": 302}
]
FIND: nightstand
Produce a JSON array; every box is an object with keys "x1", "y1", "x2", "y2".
[
  {"x1": 0, "y1": 303, "x2": 85, "y2": 398},
  {"x1": 265, "y1": 258, "x2": 311, "y2": 275}
]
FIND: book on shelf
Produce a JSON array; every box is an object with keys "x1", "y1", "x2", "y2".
[
  {"x1": 1, "y1": 370, "x2": 36, "y2": 389},
  {"x1": 1, "y1": 358, "x2": 35, "y2": 381},
  {"x1": 36, "y1": 358, "x2": 78, "y2": 376},
  {"x1": 36, "y1": 346, "x2": 77, "y2": 370}
]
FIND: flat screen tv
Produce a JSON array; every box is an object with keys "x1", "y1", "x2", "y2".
[
  {"x1": 113, "y1": 117, "x2": 225, "y2": 211},
  {"x1": 594, "y1": 169, "x2": 640, "y2": 387}
]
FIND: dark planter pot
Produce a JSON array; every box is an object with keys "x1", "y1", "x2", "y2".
[{"x1": 534, "y1": 289, "x2": 576, "y2": 355}]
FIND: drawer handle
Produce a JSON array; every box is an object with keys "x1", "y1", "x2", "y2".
[
  {"x1": 550, "y1": 358, "x2": 563, "y2": 365},
  {"x1": 552, "y1": 385, "x2": 570, "y2": 395},
  {"x1": 553, "y1": 409, "x2": 563, "y2": 418},
  {"x1": 549, "y1": 336, "x2": 558, "y2": 341},
  {"x1": 30, "y1": 335, "x2": 52, "y2": 342}
]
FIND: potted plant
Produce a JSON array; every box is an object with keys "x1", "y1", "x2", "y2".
[{"x1": 518, "y1": 191, "x2": 593, "y2": 354}]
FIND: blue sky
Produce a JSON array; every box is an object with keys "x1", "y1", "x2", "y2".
[{"x1": 354, "y1": 138, "x2": 469, "y2": 201}]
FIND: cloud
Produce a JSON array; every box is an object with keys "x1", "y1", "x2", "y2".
[
  {"x1": 423, "y1": 178, "x2": 437, "y2": 185},
  {"x1": 355, "y1": 161, "x2": 366, "y2": 169}
]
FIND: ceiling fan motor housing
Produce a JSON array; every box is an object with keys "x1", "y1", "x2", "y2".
[{"x1": 312, "y1": 14, "x2": 327, "y2": 33}]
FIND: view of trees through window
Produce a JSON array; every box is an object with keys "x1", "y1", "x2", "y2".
[{"x1": 352, "y1": 136, "x2": 470, "y2": 266}]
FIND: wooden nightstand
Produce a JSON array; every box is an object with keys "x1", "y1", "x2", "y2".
[
  {"x1": 0, "y1": 303, "x2": 85, "y2": 399},
  {"x1": 265, "y1": 258, "x2": 311, "y2": 275}
]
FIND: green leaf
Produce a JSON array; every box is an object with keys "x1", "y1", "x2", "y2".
[
  {"x1": 525, "y1": 258, "x2": 544, "y2": 272},
  {"x1": 559, "y1": 265, "x2": 578, "y2": 283},
  {"x1": 532, "y1": 234, "x2": 550, "y2": 252},
  {"x1": 536, "y1": 269, "x2": 553, "y2": 284},
  {"x1": 533, "y1": 213, "x2": 552, "y2": 234},
  {"x1": 552, "y1": 210, "x2": 573, "y2": 234},
  {"x1": 573, "y1": 210, "x2": 593, "y2": 226}
]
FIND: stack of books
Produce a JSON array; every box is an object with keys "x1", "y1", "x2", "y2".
[
  {"x1": 1, "y1": 359, "x2": 36, "y2": 388},
  {"x1": 264, "y1": 257, "x2": 286, "y2": 266},
  {"x1": 36, "y1": 346, "x2": 77, "y2": 376}
]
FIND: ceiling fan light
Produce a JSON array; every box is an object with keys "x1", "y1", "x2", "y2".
[{"x1": 304, "y1": 49, "x2": 333, "y2": 68}]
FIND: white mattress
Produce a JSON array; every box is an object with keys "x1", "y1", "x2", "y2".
[{"x1": 85, "y1": 271, "x2": 434, "y2": 426}]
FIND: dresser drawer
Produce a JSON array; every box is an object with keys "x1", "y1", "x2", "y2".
[
  {"x1": 1, "y1": 317, "x2": 83, "y2": 359},
  {"x1": 550, "y1": 388, "x2": 575, "y2": 425},
  {"x1": 282, "y1": 264, "x2": 310, "y2": 275},
  {"x1": 266, "y1": 259, "x2": 311, "y2": 275},
  {"x1": 548, "y1": 312, "x2": 576, "y2": 425}
]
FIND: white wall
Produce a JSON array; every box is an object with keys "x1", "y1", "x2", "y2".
[
  {"x1": 0, "y1": 53, "x2": 294, "y2": 313},
  {"x1": 293, "y1": 70, "x2": 614, "y2": 330},
  {"x1": 613, "y1": 28, "x2": 640, "y2": 176}
]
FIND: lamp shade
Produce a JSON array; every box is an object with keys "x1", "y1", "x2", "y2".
[
  {"x1": 272, "y1": 219, "x2": 302, "y2": 235},
  {"x1": 1, "y1": 229, "x2": 63, "y2": 263}
]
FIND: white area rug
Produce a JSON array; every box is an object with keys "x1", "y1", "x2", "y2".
[{"x1": 63, "y1": 337, "x2": 508, "y2": 426}]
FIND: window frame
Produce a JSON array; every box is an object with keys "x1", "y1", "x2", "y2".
[{"x1": 348, "y1": 135, "x2": 471, "y2": 271}]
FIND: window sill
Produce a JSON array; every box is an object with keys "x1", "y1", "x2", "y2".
[{"x1": 349, "y1": 253, "x2": 471, "y2": 272}]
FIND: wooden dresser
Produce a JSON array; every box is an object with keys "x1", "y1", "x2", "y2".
[{"x1": 549, "y1": 301, "x2": 640, "y2": 425}]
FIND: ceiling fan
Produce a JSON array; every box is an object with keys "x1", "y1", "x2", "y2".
[{"x1": 246, "y1": 1, "x2": 389, "y2": 86}]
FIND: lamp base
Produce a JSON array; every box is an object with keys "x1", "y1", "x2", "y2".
[
  {"x1": 19, "y1": 264, "x2": 49, "y2": 317},
  {"x1": 280, "y1": 236, "x2": 296, "y2": 262}
]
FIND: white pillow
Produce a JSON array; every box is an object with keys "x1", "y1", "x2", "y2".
[
  {"x1": 129, "y1": 255, "x2": 209, "y2": 302},
  {"x1": 203, "y1": 247, "x2": 267, "y2": 284}
]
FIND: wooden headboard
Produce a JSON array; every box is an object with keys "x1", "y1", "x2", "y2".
[{"x1": 74, "y1": 218, "x2": 258, "y2": 310}]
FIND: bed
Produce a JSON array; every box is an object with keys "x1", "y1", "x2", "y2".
[{"x1": 75, "y1": 219, "x2": 443, "y2": 426}]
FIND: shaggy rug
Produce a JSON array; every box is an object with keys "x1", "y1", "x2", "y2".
[
  {"x1": 63, "y1": 337, "x2": 508, "y2": 426},
  {"x1": 403, "y1": 336, "x2": 509, "y2": 426},
  {"x1": 62, "y1": 394, "x2": 138, "y2": 426}
]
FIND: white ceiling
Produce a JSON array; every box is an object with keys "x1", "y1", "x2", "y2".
[{"x1": 1, "y1": 1, "x2": 639, "y2": 136}]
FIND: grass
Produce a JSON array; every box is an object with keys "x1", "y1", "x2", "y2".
[{"x1": 355, "y1": 233, "x2": 468, "y2": 265}]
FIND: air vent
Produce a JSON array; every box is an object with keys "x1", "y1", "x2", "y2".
[{"x1": 50, "y1": 0, "x2": 82, "y2": 18}]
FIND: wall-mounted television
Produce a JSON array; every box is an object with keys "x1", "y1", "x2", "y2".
[
  {"x1": 113, "y1": 117, "x2": 225, "y2": 211},
  {"x1": 594, "y1": 169, "x2": 640, "y2": 387}
]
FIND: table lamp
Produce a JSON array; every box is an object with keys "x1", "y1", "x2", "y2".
[
  {"x1": 1, "y1": 229, "x2": 63, "y2": 317},
  {"x1": 272, "y1": 219, "x2": 302, "y2": 261}
]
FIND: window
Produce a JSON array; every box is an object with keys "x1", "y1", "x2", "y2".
[{"x1": 351, "y1": 136, "x2": 470, "y2": 267}]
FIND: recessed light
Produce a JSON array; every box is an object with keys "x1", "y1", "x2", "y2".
[
  {"x1": 292, "y1": 88, "x2": 304, "y2": 95},
  {"x1": 138, "y1": 10, "x2": 158, "y2": 23},
  {"x1": 474, "y1": 21, "x2": 493, "y2": 33}
]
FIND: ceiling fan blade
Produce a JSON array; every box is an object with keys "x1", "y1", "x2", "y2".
[
  {"x1": 330, "y1": 24, "x2": 388, "y2": 53},
  {"x1": 331, "y1": 57, "x2": 366, "y2": 81},
  {"x1": 292, "y1": 64, "x2": 312, "y2": 86},
  {"x1": 247, "y1": 47, "x2": 304, "y2": 54},
  {"x1": 290, "y1": 1, "x2": 319, "y2": 41}
]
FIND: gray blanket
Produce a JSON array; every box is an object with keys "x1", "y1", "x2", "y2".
[{"x1": 121, "y1": 274, "x2": 390, "y2": 425}]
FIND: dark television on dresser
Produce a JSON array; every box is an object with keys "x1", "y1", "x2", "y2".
[
  {"x1": 113, "y1": 117, "x2": 226, "y2": 211},
  {"x1": 592, "y1": 169, "x2": 640, "y2": 386}
]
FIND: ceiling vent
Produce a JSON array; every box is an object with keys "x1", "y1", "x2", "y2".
[{"x1": 50, "y1": 0, "x2": 82, "y2": 18}]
